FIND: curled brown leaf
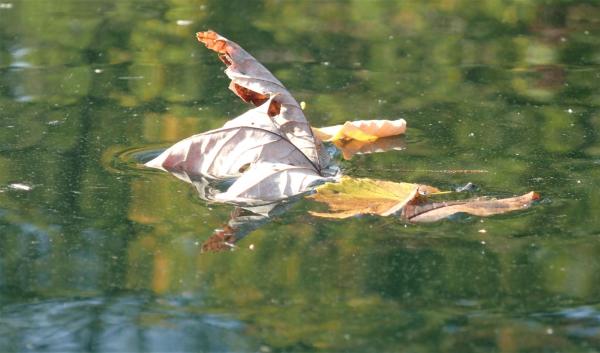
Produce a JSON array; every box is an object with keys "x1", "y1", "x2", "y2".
[
  {"x1": 403, "y1": 192, "x2": 541, "y2": 223},
  {"x1": 196, "y1": 30, "x2": 327, "y2": 171}
]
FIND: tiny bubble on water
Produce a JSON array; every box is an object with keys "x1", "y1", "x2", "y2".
[{"x1": 176, "y1": 20, "x2": 193, "y2": 26}]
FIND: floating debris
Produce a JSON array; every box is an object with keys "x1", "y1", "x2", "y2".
[
  {"x1": 176, "y1": 20, "x2": 193, "y2": 26},
  {"x1": 8, "y1": 183, "x2": 32, "y2": 191},
  {"x1": 117, "y1": 76, "x2": 144, "y2": 80},
  {"x1": 0, "y1": 3, "x2": 13, "y2": 9},
  {"x1": 456, "y1": 182, "x2": 477, "y2": 192}
]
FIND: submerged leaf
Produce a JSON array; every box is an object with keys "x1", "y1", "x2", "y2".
[
  {"x1": 313, "y1": 119, "x2": 407, "y2": 142},
  {"x1": 403, "y1": 192, "x2": 540, "y2": 223},
  {"x1": 308, "y1": 176, "x2": 438, "y2": 218},
  {"x1": 197, "y1": 30, "x2": 327, "y2": 171}
]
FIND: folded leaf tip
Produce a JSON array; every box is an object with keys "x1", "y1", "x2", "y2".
[{"x1": 196, "y1": 30, "x2": 228, "y2": 53}]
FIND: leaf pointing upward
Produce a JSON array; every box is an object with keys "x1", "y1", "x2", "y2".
[
  {"x1": 197, "y1": 31, "x2": 328, "y2": 172},
  {"x1": 146, "y1": 31, "x2": 336, "y2": 206}
]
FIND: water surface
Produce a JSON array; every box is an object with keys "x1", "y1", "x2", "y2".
[{"x1": 1, "y1": 1, "x2": 600, "y2": 352}]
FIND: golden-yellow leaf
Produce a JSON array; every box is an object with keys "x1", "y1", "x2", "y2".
[
  {"x1": 313, "y1": 119, "x2": 407, "y2": 142},
  {"x1": 308, "y1": 176, "x2": 438, "y2": 219}
]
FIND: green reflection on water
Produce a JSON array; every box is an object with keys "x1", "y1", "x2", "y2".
[{"x1": 1, "y1": 0, "x2": 600, "y2": 352}]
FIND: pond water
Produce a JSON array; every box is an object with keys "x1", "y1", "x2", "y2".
[{"x1": 1, "y1": 1, "x2": 600, "y2": 352}]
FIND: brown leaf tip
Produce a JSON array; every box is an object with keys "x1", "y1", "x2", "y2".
[{"x1": 196, "y1": 31, "x2": 228, "y2": 54}]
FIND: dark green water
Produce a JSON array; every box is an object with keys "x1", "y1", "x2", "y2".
[{"x1": 1, "y1": 1, "x2": 600, "y2": 352}]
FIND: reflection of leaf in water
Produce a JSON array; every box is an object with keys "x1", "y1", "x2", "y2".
[
  {"x1": 313, "y1": 119, "x2": 406, "y2": 142},
  {"x1": 403, "y1": 192, "x2": 540, "y2": 223},
  {"x1": 332, "y1": 135, "x2": 406, "y2": 160},
  {"x1": 201, "y1": 207, "x2": 277, "y2": 253},
  {"x1": 308, "y1": 176, "x2": 439, "y2": 219},
  {"x1": 201, "y1": 225, "x2": 238, "y2": 253}
]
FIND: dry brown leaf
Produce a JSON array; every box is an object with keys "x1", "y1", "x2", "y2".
[
  {"x1": 197, "y1": 31, "x2": 328, "y2": 171},
  {"x1": 214, "y1": 162, "x2": 325, "y2": 205},
  {"x1": 145, "y1": 98, "x2": 318, "y2": 180},
  {"x1": 403, "y1": 192, "x2": 541, "y2": 223}
]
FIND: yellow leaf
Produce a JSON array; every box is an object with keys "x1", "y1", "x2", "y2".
[
  {"x1": 313, "y1": 119, "x2": 407, "y2": 142},
  {"x1": 308, "y1": 176, "x2": 438, "y2": 219}
]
